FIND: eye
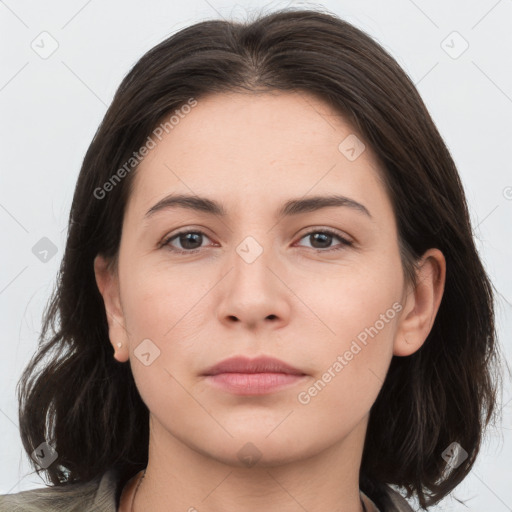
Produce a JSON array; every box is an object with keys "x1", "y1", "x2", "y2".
[
  {"x1": 161, "y1": 230, "x2": 213, "y2": 253},
  {"x1": 295, "y1": 229, "x2": 353, "y2": 252},
  {"x1": 161, "y1": 228, "x2": 353, "y2": 254}
]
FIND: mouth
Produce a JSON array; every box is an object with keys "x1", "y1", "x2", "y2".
[
  {"x1": 202, "y1": 355, "x2": 306, "y2": 376},
  {"x1": 204, "y1": 372, "x2": 307, "y2": 395},
  {"x1": 201, "y1": 355, "x2": 308, "y2": 395}
]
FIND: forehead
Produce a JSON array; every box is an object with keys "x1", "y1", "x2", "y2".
[{"x1": 125, "y1": 91, "x2": 388, "y2": 218}]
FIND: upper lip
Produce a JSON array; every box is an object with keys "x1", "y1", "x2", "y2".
[{"x1": 202, "y1": 356, "x2": 306, "y2": 376}]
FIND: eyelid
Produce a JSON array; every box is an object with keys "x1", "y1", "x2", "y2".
[
  {"x1": 295, "y1": 226, "x2": 353, "y2": 244},
  {"x1": 159, "y1": 227, "x2": 215, "y2": 251},
  {"x1": 160, "y1": 226, "x2": 354, "y2": 254},
  {"x1": 293, "y1": 227, "x2": 354, "y2": 252}
]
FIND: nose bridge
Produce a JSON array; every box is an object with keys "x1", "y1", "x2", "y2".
[
  {"x1": 231, "y1": 231, "x2": 274, "y2": 294},
  {"x1": 229, "y1": 204, "x2": 276, "y2": 275},
  {"x1": 215, "y1": 227, "x2": 290, "y2": 327}
]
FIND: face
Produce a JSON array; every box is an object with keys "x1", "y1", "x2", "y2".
[{"x1": 95, "y1": 90, "x2": 442, "y2": 468}]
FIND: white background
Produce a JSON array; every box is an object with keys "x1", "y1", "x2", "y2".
[{"x1": 1, "y1": 0, "x2": 511, "y2": 510}]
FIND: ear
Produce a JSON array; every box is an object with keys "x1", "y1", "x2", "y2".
[
  {"x1": 394, "y1": 248, "x2": 446, "y2": 357},
  {"x1": 93, "y1": 254, "x2": 130, "y2": 363}
]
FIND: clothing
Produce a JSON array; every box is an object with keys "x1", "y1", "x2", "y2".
[{"x1": 0, "y1": 467, "x2": 414, "y2": 511}]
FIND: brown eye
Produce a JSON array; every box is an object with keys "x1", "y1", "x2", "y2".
[
  {"x1": 297, "y1": 229, "x2": 353, "y2": 252},
  {"x1": 163, "y1": 231, "x2": 211, "y2": 252}
]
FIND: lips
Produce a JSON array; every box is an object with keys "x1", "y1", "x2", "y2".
[{"x1": 201, "y1": 355, "x2": 306, "y2": 376}]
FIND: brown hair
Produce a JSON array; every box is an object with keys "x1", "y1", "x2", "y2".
[{"x1": 15, "y1": 7, "x2": 503, "y2": 509}]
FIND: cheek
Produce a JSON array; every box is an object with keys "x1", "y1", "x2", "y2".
[
  {"x1": 291, "y1": 253, "x2": 402, "y2": 399},
  {"x1": 294, "y1": 250, "x2": 403, "y2": 339},
  {"x1": 120, "y1": 267, "x2": 201, "y2": 417},
  {"x1": 119, "y1": 264, "x2": 211, "y2": 398},
  {"x1": 295, "y1": 290, "x2": 401, "y2": 429},
  {"x1": 120, "y1": 262, "x2": 210, "y2": 337},
  {"x1": 292, "y1": 357, "x2": 384, "y2": 446}
]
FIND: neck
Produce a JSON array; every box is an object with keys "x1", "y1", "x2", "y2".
[{"x1": 134, "y1": 414, "x2": 369, "y2": 512}]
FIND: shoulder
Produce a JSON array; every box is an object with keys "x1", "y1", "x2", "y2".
[
  {"x1": 362, "y1": 481, "x2": 415, "y2": 512},
  {"x1": 0, "y1": 468, "x2": 120, "y2": 512},
  {"x1": 384, "y1": 485, "x2": 415, "y2": 512}
]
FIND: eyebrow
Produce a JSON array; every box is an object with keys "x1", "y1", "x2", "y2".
[{"x1": 144, "y1": 193, "x2": 372, "y2": 220}]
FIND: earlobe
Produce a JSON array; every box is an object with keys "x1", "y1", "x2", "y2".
[
  {"x1": 393, "y1": 248, "x2": 446, "y2": 357},
  {"x1": 93, "y1": 254, "x2": 130, "y2": 362}
]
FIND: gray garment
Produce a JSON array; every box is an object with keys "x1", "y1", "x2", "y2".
[
  {"x1": 0, "y1": 468, "x2": 415, "y2": 512},
  {"x1": 0, "y1": 470, "x2": 117, "y2": 512}
]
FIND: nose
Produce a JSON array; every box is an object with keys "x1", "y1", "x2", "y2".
[{"x1": 215, "y1": 236, "x2": 291, "y2": 331}]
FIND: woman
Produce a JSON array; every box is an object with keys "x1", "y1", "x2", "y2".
[{"x1": 0, "y1": 7, "x2": 502, "y2": 512}]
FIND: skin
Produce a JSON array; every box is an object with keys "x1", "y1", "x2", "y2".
[{"x1": 94, "y1": 90, "x2": 446, "y2": 512}]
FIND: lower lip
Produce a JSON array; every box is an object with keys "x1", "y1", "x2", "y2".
[{"x1": 204, "y1": 372, "x2": 306, "y2": 395}]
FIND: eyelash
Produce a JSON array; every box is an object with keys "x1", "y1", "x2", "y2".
[{"x1": 160, "y1": 228, "x2": 353, "y2": 254}]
